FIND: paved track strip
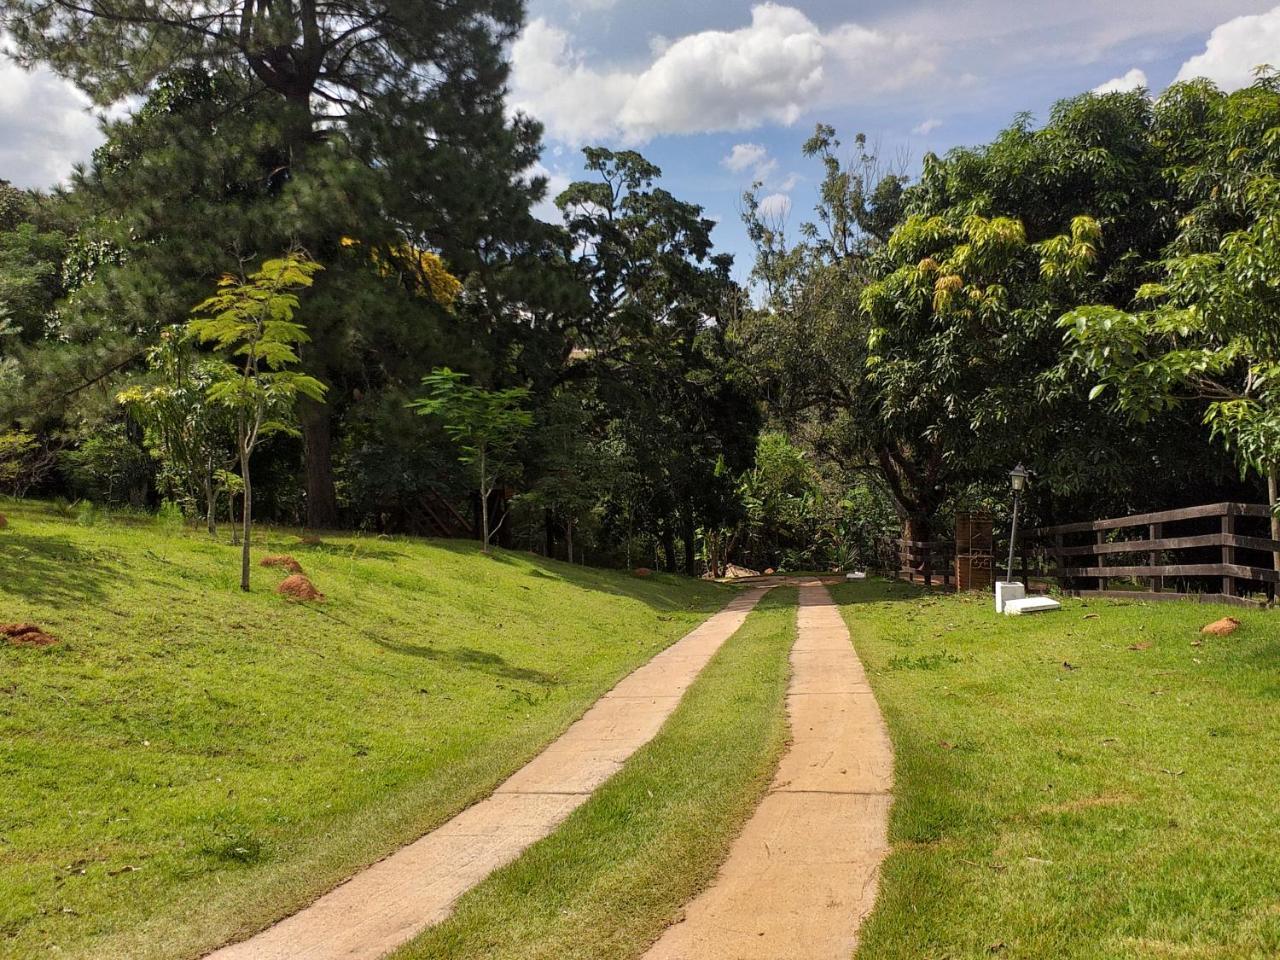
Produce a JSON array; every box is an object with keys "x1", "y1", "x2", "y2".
[
  {"x1": 642, "y1": 583, "x2": 893, "y2": 960},
  {"x1": 205, "y1": 586, "x2": 771, "y2": 960}
]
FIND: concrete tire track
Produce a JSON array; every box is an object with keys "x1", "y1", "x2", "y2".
[{"x1": 205, "y1": 586, "x2": 773, "y2": 960}]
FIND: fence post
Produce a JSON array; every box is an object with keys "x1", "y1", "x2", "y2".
[
  {"x1": 1149, "y1": 522, "x2": 1162, "y2": 593},
  {"x1": 1097, "y1": 530, "x2": 1108, "y2": 593},
  {"x1": 923, "y1": 543, "x2": 932, "y2": 588},
  {"x1": 1222, "y1": 511, "x2": 1235, "y2": 598},
  {"x1": 1054, "y1": 532, "x2": 1064, "y2": 589}
]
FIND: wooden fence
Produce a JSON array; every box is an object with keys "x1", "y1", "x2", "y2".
[
  {"x1": 896, "y1": 537, "x2": 1029, "y2": 590},
  {"x1": 896, "y1": 539, "x2": 955, "y2": 589},
  {"x1": 1029, "y1": 502, "x2": 1280, "y2": 608}
]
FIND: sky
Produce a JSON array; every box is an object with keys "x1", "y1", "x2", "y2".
[{"x1": 3, "y1": 1, "x2": 1280, "y2": 278}]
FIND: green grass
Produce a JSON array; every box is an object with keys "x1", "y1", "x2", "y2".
[
  {"x1": 394, "y1": 587, "x2": 798, "y2": 960},
  {"x1": 835, "y1": 579, "x2": 1280, "y2": 960},
  {"x1": 0, "y1": 498, "x2": 728, "y2": 960}
]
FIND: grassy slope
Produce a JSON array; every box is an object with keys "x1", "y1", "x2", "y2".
[
  {"x1": 0, "y1": 499, "x2": 727, "y2": 960},
  {"x1": 835, "y1": 580, "x2": 1280, "y2": 960},
  {"x1": 395, "y1": 587, "x2": 797, "y2": 960}
]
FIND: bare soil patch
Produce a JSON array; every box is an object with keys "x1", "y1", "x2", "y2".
[
  {"x1": 1201, "y1": 617, "x2": 1240, "y2": 636},
  {"x1": 2, "y1": 623, "x2": 59, "y2": 646},
  {"x1": 276, "y1": 575, "x2": 325, "y2": 602},
  {"x1": 260, "y1": 555, "x2": 305, "y2": 574}
]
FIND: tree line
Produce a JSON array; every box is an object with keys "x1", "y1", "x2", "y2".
[{"x1": 0, "y1": 0, "x2": 1276, "y2": 574}]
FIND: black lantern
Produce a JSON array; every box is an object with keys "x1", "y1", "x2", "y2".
[{"x1": 1006, "y1": 464, "x2": 1030, "y2": 583}]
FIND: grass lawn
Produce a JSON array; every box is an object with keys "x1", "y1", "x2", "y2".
[
  {"x1": 394, "y1": 587, "x2": 798, "y2": 960},
  {"x1": 835, "y1": 580, "x2": 1280, "y2": 960},
  {"x1": 0, "y1": 499, "x2": 728, "y2": 960}
]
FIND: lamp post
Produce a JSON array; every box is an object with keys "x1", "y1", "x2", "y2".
[{"x1": 1005, "y1": 464, "x2": 1029, "y2": 584}]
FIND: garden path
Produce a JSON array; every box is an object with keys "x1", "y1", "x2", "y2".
[
  {"x1": 642, "y1": 583, "x2": 893, "y2": 959},
  {"x1": 204, "y1": 585, "x2": 772, "y2": 960}
]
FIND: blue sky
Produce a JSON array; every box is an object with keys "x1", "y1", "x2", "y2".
[
  {"x1": 515, "y1": 0, "x2": 1280, "y2": 277},
  {"x1": 3, "y1": 1, "x2": 1279, "y2": 279}
]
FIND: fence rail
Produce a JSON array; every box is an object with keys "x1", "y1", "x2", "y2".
[
  {"x1": 1029, "y1": 501, "x2": 1279, "y2": 608},
  {"x1": 896, "y1": 538, "x2": 955, "y2": 589}
]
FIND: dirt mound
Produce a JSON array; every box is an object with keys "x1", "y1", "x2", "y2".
[
  {"x1": 260, "y1": 554, "x2": 304, "y2": 574},
  {"x1": 277, "y1": 574, "x2": 325, "y2": 602},
  {"x1": 1, "y1": 623, "x2": 58, "y2": 646},
  {"x1": 297, "y1": 535, "x2": 324, "y2": 546},
  {"x1": 1201, "y1": 616, "x2": 1240, "y2": 636},
  {"x1": 0, "y1": 513, "x2": 7, "y2": 529},
  {"x1": 633, "y1": 567, "x2": 653, "y2": 578}
]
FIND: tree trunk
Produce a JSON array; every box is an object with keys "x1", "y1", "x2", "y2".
[
  {"x1": 1269, "y1": 464, "x2": 1280, "y2": 573},
  {"x1": 544, "y1": 508, "x2": 558, "y2": 559},
  {"x1": 239, "y1": 446, "x2": 252, "y2": 592},
  {"x1": 682, "y1": 504, "x2": 696, "y2": 578},
  {"x1": 902, "y1": 514, "x2": 931, "y2": 543},
  {"x1": 566, "y1": 516, "x2": 574, "y2": 564},
  {"x1": 203, "y1": 471, "x2": 217, "y2": 537},
  {"x1": 298, "y1": 395, "x2": 339, "y2": 530},
  {"x1": 661, "y1": 522, "x2": 677, "y2": 574},
  {"x1": 479, "y1": 448, "x2": 490, "y2": 554}
]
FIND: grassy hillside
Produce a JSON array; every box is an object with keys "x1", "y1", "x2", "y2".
[
  {"x1": 0, "y1": 499, "x2": 728, "y2": 960},
  {"x1": 837, "y1": 580, "x2": 1280, "y2": 959}
]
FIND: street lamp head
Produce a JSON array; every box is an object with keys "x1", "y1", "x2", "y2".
[{"x1": 1009, "y1": 463, "x2": 1029, "y2": 493}]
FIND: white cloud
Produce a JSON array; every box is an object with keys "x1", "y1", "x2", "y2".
[
  {"x1": 757, "y1": 192, "x2": 792, "y2": 220},
  {"x1": 1093, "y1": 67, "x2": 1148, "y2": 94},
  {"x1": 777, "y1": 171, "x2": 800, "y2": 192},
  {"x1": 912, "y1": 117, "x2": 942, "y2": 135},
  {"x1": 1175, "y1": 5, "x2": 1280, "y2": 91},
  {"x1": 722, "y1": 142, "x2": 778, "y2": 183},
  {"x1": 511, "y1": 4, "x2": 936, "y2": 144},
  {"x1": 0, "y1": 43, "x2": 103, "y2": 189},
  {"x1": 722, "y1": 142, "x2": 768, "y2": 173}
]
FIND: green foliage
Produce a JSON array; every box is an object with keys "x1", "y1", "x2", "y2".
[
  {"x1": 0, "y1": 429, "x2": 41, "y2": 495},
  {"x1": 1062, "y1": 77, "x2": 1280, "y2": 490},
  {"x1": 410, "y1": 367, "x2": 532, "y2": 551},
  {"x1": 58, "y1": 423, "x2": 154, "y2": 506},
  {"x1": 188, "y1": 255, "x2": 328, "y2": 429},
  {"x1": 117, "y1": 331, "x2": 234, "y2": 527}
]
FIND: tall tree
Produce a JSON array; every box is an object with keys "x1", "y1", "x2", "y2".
[
  {"x1": 554, "y1": 148, "x2": 759, "y2": 574},
  {"x1": 740, "y1": 98, "x2": 1226, "y2": 542},
  {"x1": 2, "y1": 0, "x2": 546, "y2": 527},
  {"x1": 1062, "y1": 76, "x2": 1280, "y2": 562}
]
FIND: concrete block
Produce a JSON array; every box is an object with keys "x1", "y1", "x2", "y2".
[
  {"x1": 1004, "y1": 596, "x2": 1062, "y2": 615},
  {"x1": 994, "y1": 581, "x2": 1025, "y2": 613}
]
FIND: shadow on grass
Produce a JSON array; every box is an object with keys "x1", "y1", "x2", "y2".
[
  {"x1": 828, "y1": 579, "x2": 927, "y2": 606},
  {"x1": 424, "y1": 539, "x2": 733, "y2": 615},
  {"x1": 0, "y1": 532, "x2": 119, "y2": 603},
  {"x1": 374, "y1": 639, "x2": 560, "y2": 686}
]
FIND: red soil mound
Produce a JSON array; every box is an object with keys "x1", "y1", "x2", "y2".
[
  {"x1": 0, "y1": 513, "x2": 8, "y2": 529},
  {"x1": 1, "y1": 623, "x2": 58, "y2": 646},
  {"x1": 1201, "y1": 616, "x2": 1240, "y2": 636},
  {"x1": 260, "y1": 554, "x2": 305, "y2": 574},
  {"x1": 277, "y1": 574, "x2": 325, "y2": 602},
  {"x1": 633, "y1": 567, "x2": 653, "y2": 578}
]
